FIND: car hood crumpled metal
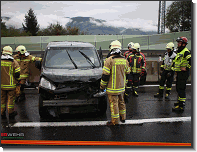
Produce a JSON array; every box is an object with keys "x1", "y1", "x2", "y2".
[{"x1": 41, "y1": 67, "x2": 103, "y2": 83}]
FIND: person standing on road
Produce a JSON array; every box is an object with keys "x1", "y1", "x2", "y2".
[
  {"x1": 127, "y1": 43, "x2": 145, "y2": 97},
  {"x1": 172, "y1": 37, "x2": 191, "y2": 112},
  {"x1": 124, "y1": 42, "x2": 134, "y2": 58},
  {"x1": 1, "y1": 46, "x2": 21, "y2": 119},
  {"x1": 139, "y1": 48, "x2": 147, "y2": 85},
  {"x1": 100, "y1": 40, "x2": 130, "y2": 126},
  {"x1": 13, "y1": 45, "x2": 42, "y2": 102},
  {"x1": 154, "y1": 42, "x2": 176, "y2": 99}
]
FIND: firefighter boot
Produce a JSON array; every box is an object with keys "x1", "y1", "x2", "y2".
[
  {"x1": 165, "y1": 90, "x2": 171, "y2": 100},
  {"x1": 165, "y1": 93, "x2": 170, "y2": 100},
  {"x1": 172, "y1": 101, "x2": 185, "y2": 112},
  {"x1": 133, "y1": 90, "x2": 138, "y2": 97},
  {"x1": 9, "y1": 111, "x2": 18, "y2": 119},
  {"x1": 132, "y1": 87, "x2": 138, "y2": 97},
  {"x1": 174, "y1": 100, "x2": 180, "y2": 106},
  {"x1": 154, "y1": 89, "x2": 163, "y2": 98}
]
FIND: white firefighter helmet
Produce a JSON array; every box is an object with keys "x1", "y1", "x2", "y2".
[
  {"x1": 16, "y1": 45, "x2": 27, "y2": 54},
  {"x1": 166, "y1": 42, "x2": 174, "y2": 50},
  {"x1": 132, "y1": 43, "x2": 140, "y2": 52},
  {"x1": 2, "y1": 46, "x2": 13, "y2": 55},
  {"x1": 128, "y1": 42, "x2": 134, "y2": 49}
]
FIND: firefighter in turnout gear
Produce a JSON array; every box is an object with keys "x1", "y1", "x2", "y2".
[
  {"x1": 13, "y1": 45, "x2": 42, "y2": 101},
  {"x1": 124, "y1": 42, "x2": 134, "y2": 58},
  {"x1": 139, "y1": 48, "x2": 147, "y2": 85},
  {"x1": 172, "y1": 37, "x2": 191, "y2": 112},
  {"x1": 154, "y1": 42, "x2": 176, "y2": 99},
  {"x1": 127, "y1": 43, "x2": 145, "y2": 96},
  {"x1": 1, "y1": 46, "x2": 21, "y2": 119},
  {"x1": 100, "y1": 40, "x2": 131, "y2": 126}
]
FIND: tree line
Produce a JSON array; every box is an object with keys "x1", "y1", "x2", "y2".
[{"x1": 1, "y1": 1, "x2": 192, "y2": 37}]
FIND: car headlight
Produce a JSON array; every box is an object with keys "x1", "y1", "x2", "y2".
[{"x1": 39, "y1": 77, "x2": 56, "y2": 90}]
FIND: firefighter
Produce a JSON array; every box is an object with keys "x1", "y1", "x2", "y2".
[
  {"x1": 1, "y1": 46, "x2": 21, "y2": 119},
  {"x1": 172, "y1": 37, "x2": 191, "y2": 112},
  {"x1": 100, "y1": 40, "x2": 130, "y2": 126},
  {"x1": 124, "y1": 42, "x2": 134, "y2": 58},
  {"x1": 127, "y1": 43, "x2": 145, "y2": 96},
  {"x1": 154, "y1": 42, "x2": 176, "y2": 99},
  {"x1": 139, "y1": 48, "x2": 147, "y2": 85},
  {"x1": 13, "y1": 45, "x2": 42, "y2": 102}
]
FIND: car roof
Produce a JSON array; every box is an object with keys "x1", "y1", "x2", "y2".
[{"x1": 47, "y1": 41, "x2": 95, "y2": 48}]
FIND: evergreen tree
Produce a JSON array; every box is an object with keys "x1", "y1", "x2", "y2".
[
  {"x1": 22, "y1": 8, "x2": 40, "y2": 36},
  {"x1": 165, "y1": 1, "x2": 191, "y2": 32}
]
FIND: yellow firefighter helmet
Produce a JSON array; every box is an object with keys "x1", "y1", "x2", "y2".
[
  {"x1": 109, "y1": 40, "x2": 121, "y2": 51},
  {"x1": 166, "y1": 42, "x2": 174, "y2": 50},
  {"x1": 132, "y1": 43, "x2": 140, "y2": 52},
  {"x1": 16, "y1": 45, "x2": 27, "y2": 54},
  {"x1": 2, "y1": 46, "x2": 13, "y2": 55}
]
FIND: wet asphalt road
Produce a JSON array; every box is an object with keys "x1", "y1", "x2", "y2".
[{"x1": 1, "y1": 85, "x2": 192, "y2": 146}]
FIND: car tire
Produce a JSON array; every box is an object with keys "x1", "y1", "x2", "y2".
[
  {"x1": 97, "y1": 95, "x2": 107, "y2": 115},
  {"x1": 39, "y1": 95, "x2": 51, "y2": 119}
]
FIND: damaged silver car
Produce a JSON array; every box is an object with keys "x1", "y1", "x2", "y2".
[{"x1": 36, "y1": 41, "x2": 107, "y2": 118}]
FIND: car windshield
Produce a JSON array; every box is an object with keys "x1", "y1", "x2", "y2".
[{"x1": 44, "y1": 47, "x2": 100, "y2": 69}]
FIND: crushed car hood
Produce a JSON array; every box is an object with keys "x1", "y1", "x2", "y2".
[{"x1": 42, "y1": 67, "x2": 103, "y2": 83}]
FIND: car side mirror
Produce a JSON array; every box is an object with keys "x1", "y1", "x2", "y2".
[{"x1": 35, "y1": 60, "x2": 41, "y2": 70}]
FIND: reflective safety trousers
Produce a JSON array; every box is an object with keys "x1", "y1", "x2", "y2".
[
  {"x1": 108, "y1": 93, "x2": 126, "y2": 124},
  {"x1": 13, "y1": 54, "x2": 42, "y2": 79},
  {"x1": 1, "y1": 90, "x2": 15, "y2": 114},
  {"x1": 1, "y1": 59, "x2": 20, "y2": 90}
]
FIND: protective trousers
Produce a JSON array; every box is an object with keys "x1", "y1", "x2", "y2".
[
  {"x1": 1, "y1": 90, "x2": 15, "y2": 115},
  {"x1": 16, "y1": 79, "x2": 26, "y2": 97},
  {"x1": 107, "y1": 93, "x2": 126, "y2": 124},
  {"x1": 176, "y1": 71, "x2": 189, "y2": 106},
  {"x1": 128, "y1": 73, "x2": 140, "y2": 92},
  {"x1": 159, "y1": 70, "x2": 174, "y2": 94}
]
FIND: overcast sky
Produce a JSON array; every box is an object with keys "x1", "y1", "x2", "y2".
[{"x1": 0, "y1": 1, "x2": 183, "y2": 32}]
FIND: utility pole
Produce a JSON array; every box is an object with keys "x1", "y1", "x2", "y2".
[{"x1": 158, "y1": 1, "x2": 166, "y2": 34}]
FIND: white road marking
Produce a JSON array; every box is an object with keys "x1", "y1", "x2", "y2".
[
  {"x1": 139, "y1": 84, "x2": 191, "y2": 87},
  {"x1": 11, "y1": 117, "x2": 191, "y2": 127}
]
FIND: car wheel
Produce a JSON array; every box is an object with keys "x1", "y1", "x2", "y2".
[
  {"x1": 39, "y1": 95, "x2": 51, "y2": 119},
  {"x1": 97, "y1": 95, "x2": 107, "y2": 115}
]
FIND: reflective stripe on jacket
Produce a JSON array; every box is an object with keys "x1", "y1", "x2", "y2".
[
  {"x1": 100, "y1": 55, "x2": 131, "y2": 95},
  {"x1": 173, "y1": 48, "x2": 191, "y2": 71},
  {"x1": 127, "y1": 53, "x2": 145, "y2": 73},
  {"x1": 13, "y1": 54, "x2": 42, "y2": 79},
  {"x1": 1, "y1": 58, "x2": 20, "y2": 90},
  {"x1": 160, "y1": 52, "x2": 176, "y2": 70}
]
